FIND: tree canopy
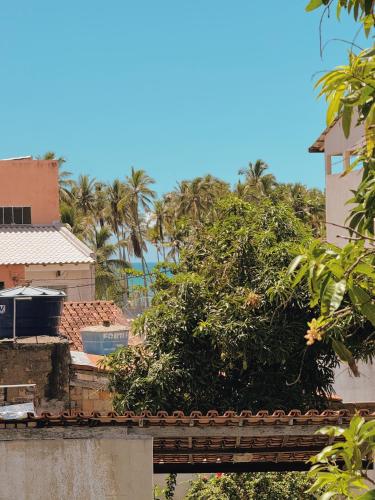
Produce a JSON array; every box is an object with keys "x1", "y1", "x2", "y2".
[{"x1": 104, "y1": 196, "x2": 340, "y2": 413}]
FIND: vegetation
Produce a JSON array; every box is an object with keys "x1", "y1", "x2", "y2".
[
  {"x1": 103, "y1": 195, "x2": 349, "y2": 413},
  {"x1": 290, "y1": 0, "x2": 375, "y2": 359},
  {"x1": 46, "y1": 151, "x2": 325, "y2": 307},
  {"x1": 185, "y1": 472, "x2": 314, "y2": 500},
  {"x1": 307, "y1": 415, "x2": 375, "y2": 499}
]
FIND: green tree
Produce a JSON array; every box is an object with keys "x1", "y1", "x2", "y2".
[
  {"x1": 87, "y1": 225, "x2": 128, "y2": 300},
  {"x1": 185, "y1": 472, "x2": 315, "y2": 500},
  {"x1": 286, "y1": 0, "x2": 374, "y2": 365},
  {"x1": 238, "y1": 159, "x2": 276, "y2": 200},
  {"x1": 103, "y1": 197, "x2": 344, "y2": 414},
  {"x1": 123, "y1": 167, "x2": 156, "y2": 294}
]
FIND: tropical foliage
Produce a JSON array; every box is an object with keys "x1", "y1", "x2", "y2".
[
  {"x1": 284, "y1": 0, "x2": 375, "y2": 369},
  {"x1": 185, "y1": 472, "x2": 314, "y2": 500},
  {"x1": 50, "y1": 153, "x2": 325, "y2": 306},
  {"x1": 307, "y1": 415, "x2": 375, "y2": 499},
  {"x1": 101, "y1": 196, "x2": 362, "y2": 414}
]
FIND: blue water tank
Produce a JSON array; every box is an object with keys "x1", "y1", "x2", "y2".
[
  {"x1": 0, "y1": 286, "x2": 65, "y2": 339},
  {"x1": 81, "y1": 323, "x2": 129, "y2": 355}
]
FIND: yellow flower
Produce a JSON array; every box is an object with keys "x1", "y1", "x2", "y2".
[
  {"x1": 245, "y1": 291, "x2": 261, "y2": 309},
  {"x1": 305, "y1": 318, "x2": 323, "y2": 345}
]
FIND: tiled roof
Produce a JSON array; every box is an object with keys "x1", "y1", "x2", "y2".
[
  {"x1": 1, "y1": 410, "x2": 374, "y2": 471},
  {"x1": 0, "y1": 224, "x2": 94, "y2": 265},
  {"x1": 60, "y1": 300, "x2": 132, "y2": 350}
]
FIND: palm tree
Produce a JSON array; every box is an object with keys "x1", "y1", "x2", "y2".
[
  {"x1": 60, "y1": 202, "x2": 86, "y2": 239},
  {"x1": 87, "y1": 225, "x2": 129, "y2": 300},
  {"x1": 150, "y1": 199, "x2": 169, "y2": 260},
  {"x1": 73, "y1": 174, "x2": 96, "y2": 216},
  {"x1": 122, "y1": 168, "x2": 156, "y2": 300},
  {"x1": 238, "y1": 159, "x2": 276, "y2": 199}
]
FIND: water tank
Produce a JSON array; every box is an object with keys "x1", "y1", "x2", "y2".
[
  {"x1": 80, "y1": 322, "x2": 129, "y2": 355},
  {"x1": 0, "y1": 286, "x2": 65, "y2": 339}
]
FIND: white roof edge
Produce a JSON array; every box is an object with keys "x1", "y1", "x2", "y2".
[{"x1": 59, "y1": 226, "x2": 95, "y2": 261}]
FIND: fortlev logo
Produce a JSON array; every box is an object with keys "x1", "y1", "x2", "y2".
[{"x1": 0, "y1": 305, "x2": 6, "y2": 315}]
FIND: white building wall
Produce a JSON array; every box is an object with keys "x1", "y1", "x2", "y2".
[
  {"x1": 334, "y1": 362, "x2": 375, "y2": 404},
  {"x1": 326, "y1": 169, "x2": 363, "y2": 246}
]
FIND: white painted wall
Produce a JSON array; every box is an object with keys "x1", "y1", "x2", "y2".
[
  {"x1": 334, "y1": 362, "x2": 375, "y2": 404},
  {"x1": 326, "y1": 169, "x2": 363, "y2": 246},
  {"x1": 0, "y1": 434, "x2": 153, "y2": 500},
  {"x1": 25, "y1": 263, "x2": 95, "y2": 301}
]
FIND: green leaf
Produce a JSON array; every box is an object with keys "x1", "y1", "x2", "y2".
[
  {"x1": 342, "y1": 105, "x2": 353, "y2": 138},
  {"x1": 288, "y1": 254, "x2": 306, "y2": 275},
  {"x1": 305, "y1": 0, "x2": 323, "y2": 11},
  {"x1": 349, "y1": 285, "x2": 375, "y2": 327},
  {"x1": 358, "y1": 490, "x2": 375, "y2": 499},
  {"x1": 332, "y1": 338, "x2": 353, "y2": 363},
  {"x1": 321, "y1": 492, "x2": 338, "y2": 500},
  {"x1": 321, "y1": 278, "x2": 346, "y2": 314}
]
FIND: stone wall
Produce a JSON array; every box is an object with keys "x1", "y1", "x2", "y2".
[
  {"x1": 0, "y1": 337, "x2": 70, "y2": 412},
  {"x1": 70, "y1": 367, "x2": 113, "y2": 413}
]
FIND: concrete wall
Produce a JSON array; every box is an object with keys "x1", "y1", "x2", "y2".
[
  {"x1": 25, "y1": 263, "x2": 95, "y2": 301},
  {"x1": 326, "y1": 169, "x2": 363, "y2": 246},
  {"x1": 334, "y1": 362, "x2": 375, "y2": 404},
  {"x1": 0, "y1": 158, "x2": 60, "y2": 225},
  {"x1": 0, "y1": 431, "x2": 153, "y2": 500}
]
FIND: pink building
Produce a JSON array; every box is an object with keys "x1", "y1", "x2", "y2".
[{"x1": 0, "y1": 157, "x2": 95, "y2": 300}]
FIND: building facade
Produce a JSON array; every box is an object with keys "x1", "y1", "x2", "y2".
[
  {"x1": 310, "y1": 118, "x2": 375, "y2": 405},
  {"x1": 0, "y1": 157, "x2": 95, "y2": 300}
]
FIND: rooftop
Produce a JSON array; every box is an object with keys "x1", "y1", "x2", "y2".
[
  {"x1": 1, "y1": 409, "x2": 373, "y2": 473},
  {"x1": 60, "y1": 300, "x2": 133, "y2": 350},
  {"x1": 0, "y1": 225, "x2": 94, "y2": 265}
]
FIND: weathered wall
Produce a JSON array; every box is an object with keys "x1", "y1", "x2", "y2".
[
  {"x1": 0, "y1": 158, "x2": 60, "y2": 225},
  {"x1": 0, "y1": 337, "x2": 70, "y2": 411},
  {"x1": 0, "y1": 264, "x2": 26, "y2": 288},
  {"x1": 70, "y1": 367, "x2": 113, "y2": 413},
  {"x1": 25, "y1": 263, "x2": 95, "y2": 301},
  {"x1": 0, "y1": 431, "x2": 153, "y2": 500}
]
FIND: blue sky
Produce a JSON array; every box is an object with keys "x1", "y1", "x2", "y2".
[{"x1": 0, "y1": 1, "x2": 361, "y2": 195}]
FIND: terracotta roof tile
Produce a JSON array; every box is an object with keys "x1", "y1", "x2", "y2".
[{"x1": 59, "y1": 300, "x2": 132, "y2": 350}]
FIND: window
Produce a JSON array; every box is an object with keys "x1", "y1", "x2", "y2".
[
  {"x1": 0, "y1": 282, "x2": 4, "y2": 290},
  {"x1": 0, "y1": 207, "x2": 31, "y2": 225}
]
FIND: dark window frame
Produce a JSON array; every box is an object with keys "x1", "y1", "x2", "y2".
[{"x1": 0, "y1": 206, "x2": 32, "y2": 225}]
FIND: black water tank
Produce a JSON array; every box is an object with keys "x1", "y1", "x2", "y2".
[{"x1": 0, "y1": 286, "x2": 65, "y2": 339}]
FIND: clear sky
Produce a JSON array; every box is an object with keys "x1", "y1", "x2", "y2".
[{"x1": 0, "y1": 1, "x2": 361, "y2": 194}]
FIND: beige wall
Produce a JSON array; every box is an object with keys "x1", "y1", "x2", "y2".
[
  {"x1": 326, "y1": 169, "x2": 363, "y2": 246},
  {"x1": 322, "y1": 117, "x2": 365, "y2": 246},
  {"x1": 25, "y1": 263, "x2": 95, "y2": 301},
  {"x1": 0, "y1": 431, "x2": 153, "y2": 500},
  {"x1": 0, "y1": 158, "x2": 60, "y2": 225},
  {"x1": 70, "y1": 367, "x2": 113, "y2": 413},
  {"x1": 334, "y1": 362, "x2": 375, "y2": 404}
]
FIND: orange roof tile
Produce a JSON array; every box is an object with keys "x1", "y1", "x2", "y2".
[{"x1": 59, "y1": 300, "x2": 132, "y2": 350}]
